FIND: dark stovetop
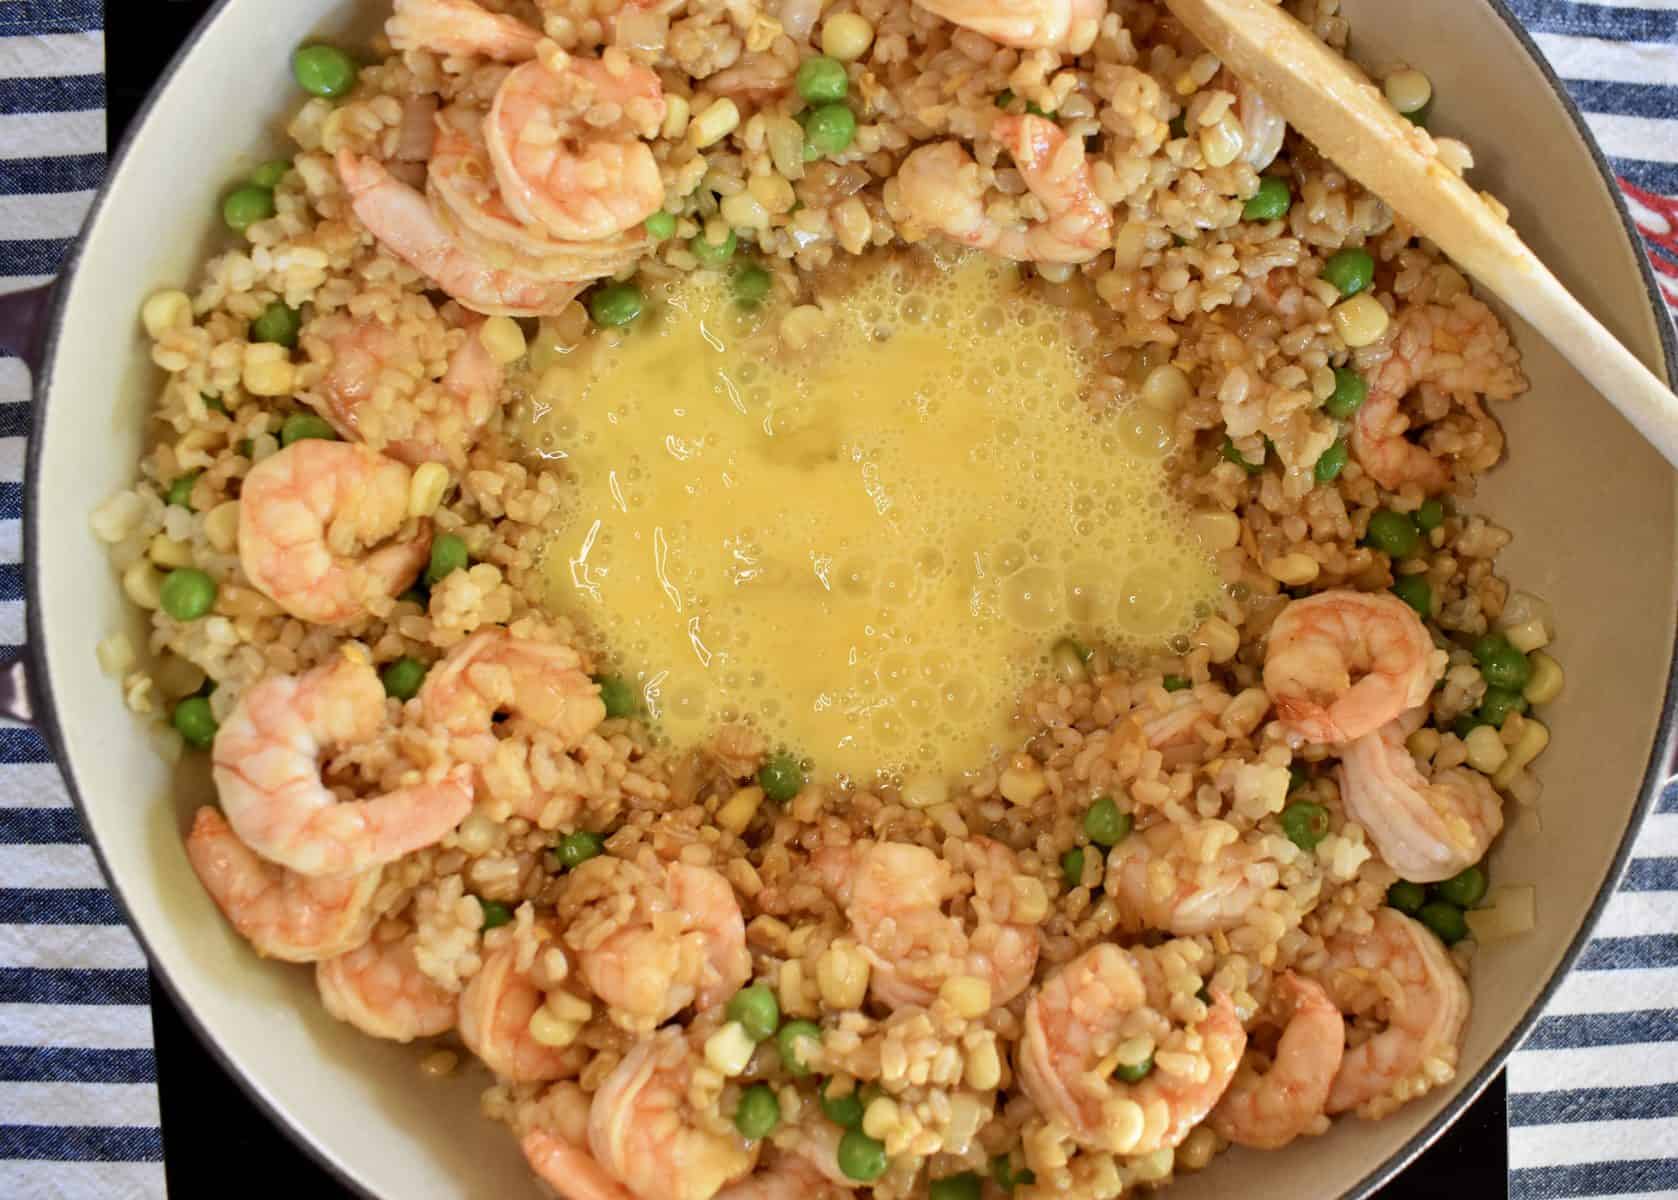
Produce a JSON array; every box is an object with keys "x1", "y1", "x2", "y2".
[{"x1": 107, "y1": 4, "x2": 1508, "y2": 1195}]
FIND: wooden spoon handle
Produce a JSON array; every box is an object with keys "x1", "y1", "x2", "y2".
[{"x1": 1165, "y1": 0, "x2": 1678, "y2": 467}]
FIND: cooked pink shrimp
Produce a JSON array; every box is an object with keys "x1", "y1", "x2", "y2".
[
  {"x1": 521, "y1": 1082, "x2": 639, "y2": 1200},
  {"x1": 813, "y1": 838, "x2": 1041, "y2": 1011},
  {"x1": 914, "y1": 0, "x2": 1103, "y2": 53},
  {"x1": 387, "y1": 0, "x2": 543, "y2": 61},
  {"x1": 1338, "y1": 709, "x2": 1504, "y2": 883},
  {"x1": 1209, "y1": 972, "x2": 1344, "y2": 1149},
  {"x1": 1350, "y1": 295, "x2": 1524, "y2": 492},
  {"x1": 213, "y1": 655, "x2": 474, "y2": 877},
  {"x1": 238, "y1": 439, "x2": 431, "y2": 626},
  {"x1": 304, "y1": 310, "x2": 502, "y2": 467},
  {"x1": 1263, "y1": 590, "x2": 1446, "y2": 745},
  {"x1": 588, "y1": 1029, "x2": 757, "y2": 1200},
  {"x1": 563, "y1": 856, "x2": 750, "y2": 1032},
  {"x1": 418, "y1": 627, "x2": 605, "y2": 743},
  {"x1": 459, "y1": 925, "x2": 591, "y2": 1081},
  {"x1": 486, "y1": 57, "x2": 666, "y2": 243},
  {"x1": 317, "y1": 919, "x2": 456, "y2": 1042},
  {"x1": 1018, "y1": 943, "x2": 1246, "y2": 1155},
  {"x1": 337, "y1": 150, "x2": 583, "y2": 317},
  {"x1": 184, "y1": 806, "x2": 381, "y2": 963},
  {"x1": 1319, "y1": 909, "x2": 1470, "y2": 1116},
  {"x1": 715, "y1": 1142, "x2": 850, "y2": 1200},
  {"x1": 896, "y1": 116, "x2": 1112, "y2": 265},
  {"x1": 1104, "y1": 819, "x2": 1279, "y2": 936}
]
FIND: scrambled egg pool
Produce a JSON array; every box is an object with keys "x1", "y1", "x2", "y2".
[{"x1": 531, "y1": 255, "x2": 1220, "y2": 780}]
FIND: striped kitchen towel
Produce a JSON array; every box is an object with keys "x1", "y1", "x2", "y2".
[{"x1": 0, "y1": 2, "x2": 164, "y2": 1198}]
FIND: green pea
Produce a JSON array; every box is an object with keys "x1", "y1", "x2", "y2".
[
  {"x1": 734, "y1": 1084, "x2": 781, "y2": 1139},
  {"x1": 160, "y1": 568, "x2": 217, "y2": 622},
  {"x1": 1288, "y1": 764, "x2": 1309, "y2": 793},
  {"x1": 588, "y1": 281, "x2": 644, "y2": 328},
  {"x1": 732, "y1": 262, "x2": 772, "y2": 307},
  {"x1": 996, "y1": 89, "x2": 1016, "y2": 109},
  {"x1": 929, "y1": 1173, "x2": 982, "y2": 1200},
  {"x1": 1280, "y1": 801, "x2": 1330, "y2": 851},
  {"x1": 1324, "y1": 366, "x2": 1368, "y2": 419},
  {"x1": 1219, "y1": 435, "x2": 1262, "y2": 474},
  {"x1": 690, "y1": 228, "x2": 738, "y2": 269},
  {"x1": 758, "y1": 752, "x2": 805, "y2": 803},
  {"x1": 1415, "y1": 498, "x2": 1446, "y2": 532},
  {"x1": 795, "y1": 56, "x2": 849, "y2": 104},
  {"x1": 1364, "y1": 508, "x2": 1421, "y2": 558},
  {"x1": 223, "y1": 185, "x2": 275, "y2": 232},
  {"x1": 1473, "y1": 632, "x2": 1532, "y2": 691},
  {"x1": 819, "y1": 1079, "x2": 865, "y2": 1129},
  {"x1": 172, "y1": 696, "x2": 218, "y2": 750},
  {"x1": 1242, "y1": 176, "x2": 1292, "y2": 222},
  {"x1": 1386, "y1": 879, "x2": 1427, "y2": 915},
  {"x1": 1162, "y1": 674, "x2": 1190, "y2": 692},
  {"x1": 991, "y1": 1154, "x2": 1035, "y2": 1192},
  {"x1": 1392, "y1": 572, "x2": 1432, "y2": 617},
  {"x1": 1113, "y1": 1052, "x2": 1154, "y2": 1083},
  {"x1": 236, "y1": 438, "x2": 254, "y2": 459},
  {"x1": 1060, "y1": 846, "x2": 1086, "y2": 889},
  {"x1": 1321, "y1": 246, "x2": 1375, "y2": 297},
  {"x1": 556, "y1": 830, "x2": 606, "y2": 870},
  {"x1": 1476, "y1": 685, "x2": 1528, "y2": 729},
  {"x1": 166, "y1": 471, "x2": 201, "y2": 511},
  {"x1": 1168, "y1": 113, "x2": 1187, "y2": 139},
  {"x1": 399, "y1": 585, "x2": 429, "y2": 608},
  {"x1": 595, "y1": 675, "x2": 636, "y2": 719},
  {"x1": 203, "y1": 394, "x2": 228, "y2": 415},
  {"x1": 803, "y1": 103, "x2": 856, "y2": 157},
  {"x1": 1418, "y1": 899, "x2": 1468, "y2": 945},
  {"x1": 280, "y1": 413, "x2": 337, "y2": 446},
  {"x1": 1434, "y1": 865, "x2": 1487, "y2": 909},
  {"x1": 726, "y1": 984, "x2": 781, "y2": 1042},
  {"x1": 478, "y1": 898, "x2": 513, "y2": 930},
  {"x1": 776, "y1": 1019, "x2": 822, "y2": 1077},
  {"x1": 1084, "y1": 796, "x2": 1132, "y2": 847},
  {"x1": 836, "y1": 1129, "x2": 887, "y2": 1182},
  {"x1": 292, "y1": 44, "x2": 358, "y2": 98},
  {"x1": 380, "y1": 657, "x2": 427, "y2": 701},
  {"x1": 1451, "y1": 712, "x2": 1487, "y2": 739},
  {"x1": 251, "y1": 301, "x2": 302, "y2": 349},
  {"x1": 642, "y1": 211, "x2": 676, "y2": 241},
  {"x1": 250, "y1": 159, "x2": 292, "y2": 189},
  {"x1": 1402, "y1": 100, "x2": 1433, "y2": 129},
  {"x1": 1314, "y1": 438, "x2": 1349, "y2": 484},
  {"x1": 426, "y1": 532, "x2": 469, "y2": 586}
]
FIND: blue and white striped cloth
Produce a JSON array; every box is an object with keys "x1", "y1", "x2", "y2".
[
  {"x1": 0, "y1": 4, "x2": 163, "y2": 1199},
  {"x1": 0, "y1": 1, "x2": 1672, "y2": 1198}
]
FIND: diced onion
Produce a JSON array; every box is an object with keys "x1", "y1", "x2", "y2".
[{"x1": 1464, "y1": 884, "x2": 1535, "y2": 943}]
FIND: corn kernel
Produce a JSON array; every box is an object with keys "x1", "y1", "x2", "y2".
[
  {"x1": 1012, "y1": 877, "x2": 1050, "y2": 924},
  {"x1": 1524, "y1": 651, "x2": 1564, "y2": 706},
  {"x1": 1331, "y1": 293, "x2": 1391, "y2": 348},
  {"x1": 1140, "y1": 364, "x2": 1193, "y2": 412},
  {"x1": 747, "y1": 172, "x2": 796, "y2": 215},
  {"x1": 1383, "y1": 68, "x2": 1433, "y2": 116},
  {"x1": 243, "y1": 345, "x2": 296, "y2": 397},
  {"x1": 1266, "y1": 552, "x2": 1320, "y2": 586},
  {"x1": 204, "y1": 501, "x2": 241, "y2": 553},
  {"x1": 548, "y1": 991, "x2": 591, "y2": 1023},
  {"x1": 661, "y1": 94, "x2": 691, "y2": 140},
  {"x1": 1504, "y1": 617, "x2": 1550, "y2": 653},
  {"x1": 720, "y1": 190, "x2": 770, "y2": 231},
  {"x1": 1195, "y1": 617, "x2": 1240, "y2": 663},
  {"x1": 1463, "y1": 724, "x2": 1509, "y2": 775},
  {"x1": 998, "y1": 762, "x2": 1046, "y2": 805},
  {"x1": 821, "y1": 12, "x2": 874, "y2": 61},
  {"x1": 717, "y1": 785, "x2": 765, "y2": 835},
  {"x1": 1405, "y1": 727, "x2": 1440, "y2": 763},
  {"x1": 1199, "y1": 113, "x2": 1245, "y2": 168},
  {"x1": 141, "y1": 289, "x2": 193, "y2": 340},
  {"x1": 1190, "y1": 509, "x2": 1241, "y2": 552},
  {"x1": 900, "y1": 773, "x2": 948, "y2": 809},
  {"x1": 148, "y1": 534, "x2": 195, "y2": 569},
  {"x1": 940, "y1": 975, "x2": 992, "y2": 1018},
  {"x1": 862, "y1": 1096, "x2": 900, "y2": 1140},
  {"x1": 478, "y1": 315, "x2": 527, "y2": 365},
  {"x1": 527, "y1": 1006, "x2": 580, "y2": 1048},
  {"x1": 407, "y1": 462, "x2": 451, "y2": 518},
  {"x1": 1178, "y1": 1126, "x2": 1220, "y2": 1172},
  {"x1": 690, "y1": 98, "x2": 740, "y2": 148},
  {"x1": 964, "y1": 1037, "x2": 1002, "y2": 1089},
  {"x1": 122, "y1": 560, "x2": 164, "y2": 610},
  {"x1": 816, "y1": 940, "x2": 870, "y2": 1010},
  {"x1": 1494, "y1": 718, "x2": 1549, "y2": 789},
  {"x1": 703, "y1": 1021, "x2": 756, "y2": 1076}
]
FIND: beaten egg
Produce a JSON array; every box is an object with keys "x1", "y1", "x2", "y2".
[{"x1": 525, "y1": 254, "x2": 1220, "y2": 780}]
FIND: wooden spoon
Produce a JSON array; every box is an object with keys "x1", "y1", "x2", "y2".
[{"x1": 1164, "y1": 0, "x2": 1678, "y2": 468}]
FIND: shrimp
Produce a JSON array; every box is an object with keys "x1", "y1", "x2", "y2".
[
  {"x1": 896, "y1": 116, "x2": 1112, "y2": 265},
  {"x1": 1262, "y1": 590, "x2": 1446, "y2": 745},
  {"x1": 1350, "y1": 296, "x2": 1524, "y2": 493},
  {"x1": 914, "y1": 0, "x2": 1103, "y2": 53},
  {"x1": 485, "y1": 57, "x2": 666, "y2": 244},
  {"x1": 184, "y1": 806, "x2": 381, "y2": 963},
  {"x1": 813, "y1": 838, "x2": 1040, "y2": 1011},
  {"x1": 418, "y1": 626, "x2": 605, "y2": 744},
  {"x1": 1104, "y1": 819, "x2": 1279, "y2": 936},
  {"x1": 1018, "y1": 943, "x2": 1246, "y2": 1155},
  {"x1": 1318, "y1": 909, "x2": 1469, "y2": 1117},
  {"x1": 238, "y1": 439, "x2": 432, "y2": 626},
  {"x1": 1337, "y1": 709, "x2": 1504, "y2": 883},
  {"x1": 317, "y1": 919, "x2": 456, "y2": 1042},
  {"x1": 715, "y1": 1154, "x2": 847, "y2": 1200},
  {"x1": 387, "y1": 0, "x2": 543, "y2": 62},
  {"x1": 560, "y1": 855, "x2": 750, "y2": 1032},
  {"x1": 1208, "y1": 972, "x2": 1344, "y2": 1149},
  {"x1": 213, "y1": 654, "x2": 474, "y2": 877},
  {"x1": 303, "y1": 309, "x2": 502, "y2": 467},
  {"x1": 587, "y1": 1029, "x2": 757, "y2": 1200},
  {"x1": 521, "y1": 1082, "x2": 639, "y2": 1200},
  {"x1": 459, "y1": 926, "x2": 591, "y2": 1081},
  {"x1": 337, "y1": 150, "x2": 583, "y2": 317}
]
